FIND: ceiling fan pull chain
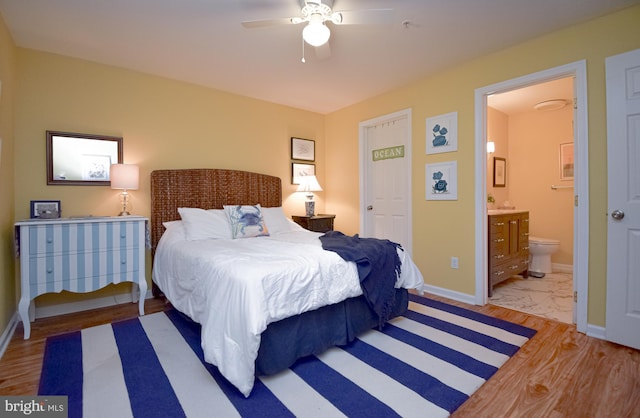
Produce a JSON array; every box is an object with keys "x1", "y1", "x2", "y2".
[{"x1": 301, "y1": 35, "x2": 306, "y2": 63}]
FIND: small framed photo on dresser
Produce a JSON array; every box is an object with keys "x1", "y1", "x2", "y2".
[{"x1": 30, "y1": 200, "x2": 61, "y2": 219}]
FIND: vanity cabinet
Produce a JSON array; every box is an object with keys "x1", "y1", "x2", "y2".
[
  {"x1": 488, "y1": 211, "x2": 529, "y2": 296},
  {"x1": 15, "y1": 216, "x2": 148, "y2": 339}
]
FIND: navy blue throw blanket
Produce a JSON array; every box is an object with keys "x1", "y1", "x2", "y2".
[{"x1": 320, "y1": 231, "x2": 402, "y2": 328}]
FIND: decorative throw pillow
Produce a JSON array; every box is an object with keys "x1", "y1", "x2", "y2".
[
  {"x1": 177, "y1": 208, "x2": 232, "y2": 240},
  {"x1": 223, "y1": 204, "x2": 270, "y2": 239}
]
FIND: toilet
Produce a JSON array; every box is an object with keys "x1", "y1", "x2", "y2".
[{"x1": 528, "y1": 236, "x2": 560, "y2": 274}]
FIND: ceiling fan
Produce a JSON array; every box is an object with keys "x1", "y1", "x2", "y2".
[{"x1": 241, "y1": 0, "x2": 394, "y2": 60}]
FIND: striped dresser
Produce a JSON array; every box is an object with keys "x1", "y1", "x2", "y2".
[{"x1": 16, "y1": 216, "x2": 148, "y2": 339}]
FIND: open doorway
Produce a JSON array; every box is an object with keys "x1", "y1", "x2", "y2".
[
  {"x1": 474, "y1": 60, "x2": 589, "y2": 333},
  {"x1": 485, "y1": 78, "x2": 574, "y2": 324}
]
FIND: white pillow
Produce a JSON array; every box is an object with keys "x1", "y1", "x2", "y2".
[
  {"x1": 223, "y1": 204, "x2": 270, "y2": 239},
  {"x1": 261, "y1": 206, "x2": 299, "y2": 234},
  {"x1": 162, "y1": 220, "x2": 186, "y2": 239},
  {"x1": 177, "y1": 207, "x2": 232, "y2": 240}
]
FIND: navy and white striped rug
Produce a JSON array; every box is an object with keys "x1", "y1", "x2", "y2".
[{"x1": 39, "y1": 294, "x2": 536, "y2": 417}]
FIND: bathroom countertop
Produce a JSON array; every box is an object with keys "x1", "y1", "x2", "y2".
[{"x1": 487, "y1": 209, "x2": 528, "y2": 215}]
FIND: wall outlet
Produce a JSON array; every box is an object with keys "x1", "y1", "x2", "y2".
[{"x1": 451, "y1": 256, "x2": 459, "y2": 269}]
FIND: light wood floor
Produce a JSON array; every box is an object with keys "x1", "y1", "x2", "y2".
[{"x1": 1, "y1": 295, "x2": 638, "y2": 417}]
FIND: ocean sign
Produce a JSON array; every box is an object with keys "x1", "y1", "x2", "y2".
[{"x1": 372, "y1": 145, "x2": 404, "y2": 161}]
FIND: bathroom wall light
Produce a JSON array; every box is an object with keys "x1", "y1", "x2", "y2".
[{"x1": 486, "y1": 141, "x2": 495, "y2": 154}]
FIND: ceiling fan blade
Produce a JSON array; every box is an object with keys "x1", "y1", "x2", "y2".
[
  {"x1": 315, "y1": 41, "x2": 331, "y2": 60},
  {"x1": 241, "y1": 17, "x2": 296, "y2": 29},
  {"x1": 335, "y1": 9, "x2": 394, "y2": 25}
]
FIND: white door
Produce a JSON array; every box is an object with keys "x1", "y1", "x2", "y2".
[
  {"x1": 359, "y1": 109, "x2": 412, "y2": 253},
  {"x1": 605, "y1": 48, "x2": 640, "y2": 350}
]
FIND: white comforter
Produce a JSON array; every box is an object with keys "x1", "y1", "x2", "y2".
[{"x1": 152, "y1": 225, "x2": 424, "y2": 397}]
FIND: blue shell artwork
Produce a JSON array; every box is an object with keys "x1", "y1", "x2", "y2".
[
  {"x1": 432, "y1": 124, "x2": 449, "y2": 147},
  {"x1": 432, "y1": 170, "x2": 448, "y2": 193}
]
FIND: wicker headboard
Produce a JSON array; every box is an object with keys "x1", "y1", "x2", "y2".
[{"x1": 150, "y1": 169, "x2": 282, "y2": 253}]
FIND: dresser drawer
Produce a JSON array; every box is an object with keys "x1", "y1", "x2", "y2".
[
  {"x1": 488, "y1": 215, "x2": 509, "y2": 236},
  {"x1": 27, "y1": 221, "x2": 141, "y2": 257},
  {"x1": 27, "y1": 248, "x2": 141, "y2": 288}
]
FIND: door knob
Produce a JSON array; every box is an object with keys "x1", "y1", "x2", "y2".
[
  {"x1": 611, "y1": 209, "x2": 625, "y2": 220},
  {"x1": 367, "y1": 205, "x2": 373, "y2": 211}
]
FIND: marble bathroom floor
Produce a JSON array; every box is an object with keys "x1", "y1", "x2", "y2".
[{"x1": 488, "y1": 272, "x2": 573, "y2": 324}]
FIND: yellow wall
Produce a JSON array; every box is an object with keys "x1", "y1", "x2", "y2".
[
  {"x1": 325, "y1": 5, "x2": 640, "y2": 326},
  {"x1": 12, "y1": 49, "x2": 326, "y2": 309},
  {"x1": 0, "y1": 12, "x2": 16, "y2": 339}
]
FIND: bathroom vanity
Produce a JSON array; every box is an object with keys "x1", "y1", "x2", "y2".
[{"x1": 488, "y1": 210, "x2": 530, "y2": 296}]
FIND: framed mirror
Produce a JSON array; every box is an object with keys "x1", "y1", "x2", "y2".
[{"x1": 46, "y1": 131, "x2": 123, "y2": 185}]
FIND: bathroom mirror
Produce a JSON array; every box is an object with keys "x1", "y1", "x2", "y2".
[{"x1": 46, "y1": 131, "x2": 123, "y2": 185}]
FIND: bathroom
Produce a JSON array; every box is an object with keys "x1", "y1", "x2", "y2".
[{"x1": 486, "y1": 77, "x2": 574, "y2": 324}]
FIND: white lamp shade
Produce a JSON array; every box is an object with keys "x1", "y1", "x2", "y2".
[
  {"x1": 297, "y1": 175, "x2": 323, "y2": 193},
  {"x1": 110, "y1": 164, "x2": 139, "y2": 190},
  {"x1": 303, "y1": 21, "x2": 330, "y2": 47}
]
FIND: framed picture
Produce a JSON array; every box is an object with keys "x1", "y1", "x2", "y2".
[
  {"x1": 292, "y1": 163, "x2": 315, "y2": 185},
  {"x1": 30, "y1": 200, "x2": 61, "y2": 219},
  {"x1": 559, "y1": 142, "x2": 574, "y2": 180},
  {"x1": 291, "y1": 137, "x2": 315, "y2": 161},
  {"x1": 426, "y1": 111, "x2": 458, "y2": 154},
  {"x1": 426, "y1": 161, "x2": 458, "y2": 200},
  {"x1": 493, "y1": 157, "x2": 506, "y2": 187}
]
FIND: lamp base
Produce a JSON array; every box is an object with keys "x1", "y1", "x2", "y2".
[
  {"x1": 118, "y1": 211, "x2": 131, "y2": 216},
  {"x1": 305, "y1": 201, "x2": 315, "y2": 217}
]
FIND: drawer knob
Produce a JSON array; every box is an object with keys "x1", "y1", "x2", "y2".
[
  {"x1": 121, "y1": 259, "x2": 127, "y2": 264},
  {"x1": 495, "y1": 271, "x2": 504, "y2": 276},
  {"x1": 494, "y1": 254, "x2": 504, "y2": 259},
  {"x1": 493, "y1": 238, "x2": 504, "y2": 243},
  {"x1": 47, "y1": 268, "x2": 53, "y2": 274},
  {"x1": 47, "y1": 238, "x2": 53, "y2": 243},
  {"x1": 494, "y1": 222, "x2": 505, "y2": 226}
]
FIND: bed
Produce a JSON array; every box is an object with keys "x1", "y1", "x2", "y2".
[{"x1": 150, "y1": 168, "x2": 424, "y2": 397}]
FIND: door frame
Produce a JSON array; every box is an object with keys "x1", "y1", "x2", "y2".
[
  {"x1": 359, "y1": 108, "x2": 413, "y2": 254},
  {"x1": 474, "y1": 61, "x2": 589, "y2": 333}
]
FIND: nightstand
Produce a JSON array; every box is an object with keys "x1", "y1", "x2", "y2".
[
  {"x1": 15, "y1": 216, "x2": 148, "y2": 339},
  {"x1": 292, "y1": 214, "x2": 336, "y2": 233}
]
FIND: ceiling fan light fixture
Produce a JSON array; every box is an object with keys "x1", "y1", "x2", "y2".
[{"x1": 303, "y1": 19, "x2": 330, "y2": 46}]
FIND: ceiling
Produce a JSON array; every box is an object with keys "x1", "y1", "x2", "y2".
[{"x1": 1, "y1": 0, "x2": 638, "y2": 114}]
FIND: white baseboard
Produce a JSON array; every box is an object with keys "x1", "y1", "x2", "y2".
[
  {"x1": 552, "y1": 263, "x2": 573, "y2": 274},
  {"x1": 0, "y1": 312, "x2": 19, "y2": 361},
  {"x1": 419, "y1": 283, "x2": 477, "y2": 305},
  {"x1": 586, "y1": 323, "x2": 606, "y2": 340},
  {"x1": 35, "y1": 289, "x2": 153, "y2": 319}
]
